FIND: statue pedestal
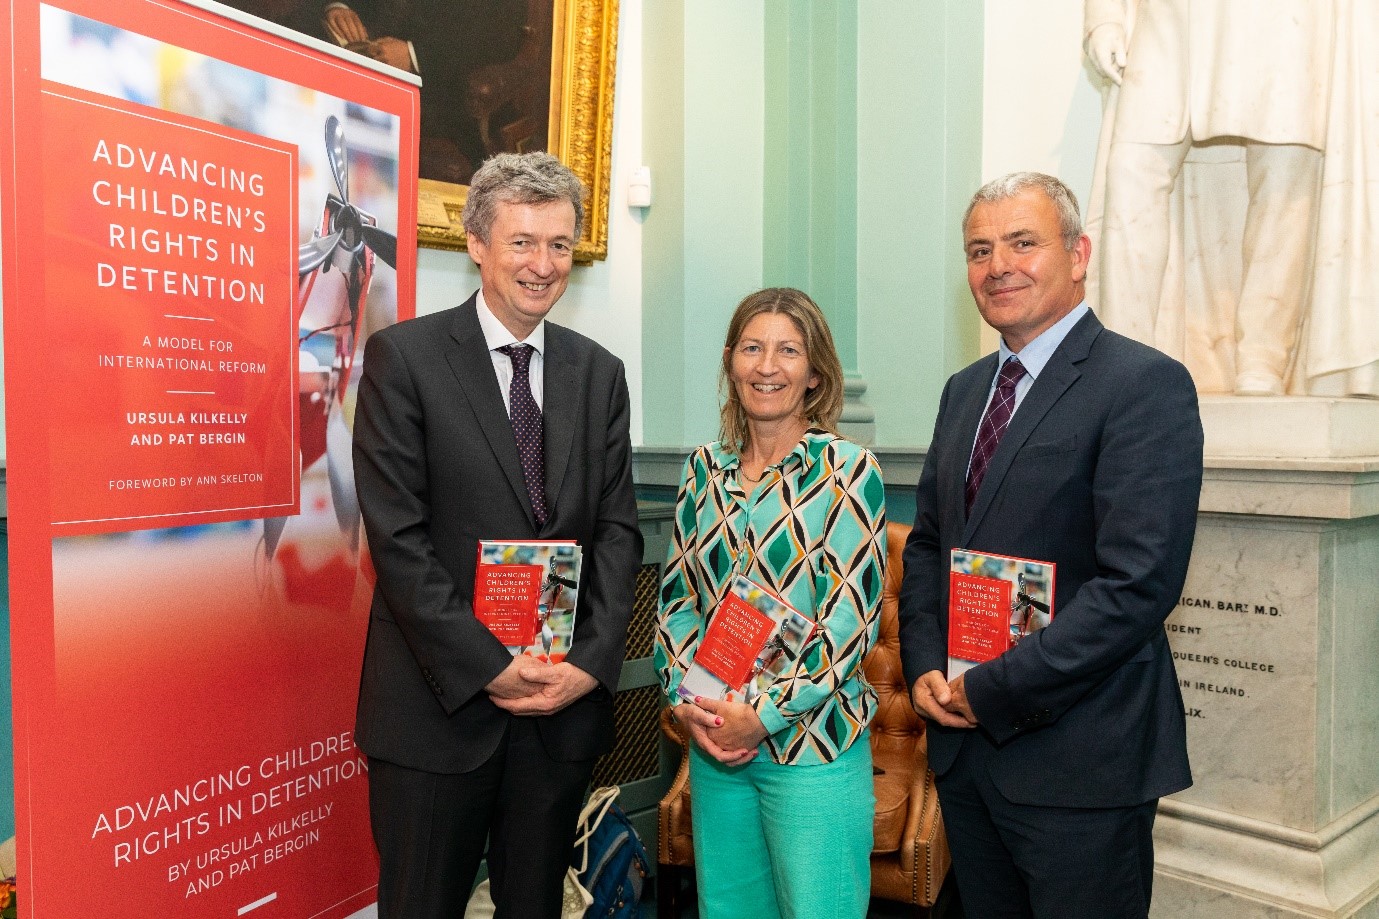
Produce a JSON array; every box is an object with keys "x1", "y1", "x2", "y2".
[
  {"x1": 1152, "y1": 399, "x2": 1379, "y2": 918},
  {"x1": 1200, "y1": 396, "x2": 1379, "y2": 458}
]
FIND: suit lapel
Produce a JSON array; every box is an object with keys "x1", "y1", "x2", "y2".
[
  {"x1": 444, "y1": 299, "x2": 538, "y2": 529},
  {"x1": 962, "y1": 312, "x2": 1100, "y2": 540},
  {"x1": 542, "y1": 326, "x2": 576, "y2": 520}
]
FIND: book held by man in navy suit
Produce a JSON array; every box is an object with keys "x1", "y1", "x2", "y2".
[
  {"x1": 678, "y1": 574, "x2": 815, "y2": 703},
  {"x1": 948, "y1": 549, "x2": 1055, "y2": 678},
  {"x1": 474, "y1": 540, "x2": 582, "y2": 662}
]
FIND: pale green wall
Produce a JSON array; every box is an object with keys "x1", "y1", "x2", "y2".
[
  {"x1": 641, "y1": 0, "x2": 766, "y2": 448},
  {"x1": 858, "y1": 1, "x2": 985, "y2": 447},
  {"x1": 642, "y1": 1, "x2": 984, "y2": 450}
]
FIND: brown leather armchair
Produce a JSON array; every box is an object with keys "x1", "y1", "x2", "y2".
[{"x1": 656, "y1": 521, "x2": 950, "y2": 916}]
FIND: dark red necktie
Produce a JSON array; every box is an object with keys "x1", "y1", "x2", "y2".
[
  {"x1": 965, "y1": 356, "x2": 1026, "y2": 514},
  {"x1": 498, "y1": 344, "x2": 547, "y2": 526}
]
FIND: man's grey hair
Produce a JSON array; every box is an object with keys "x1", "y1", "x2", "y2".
[
  {"x1": 461, "y1": 152, "x2": 586, "y2": 243},
  {"x1": 963, "y1": 172, "x2": 1083, "y2": 250}
]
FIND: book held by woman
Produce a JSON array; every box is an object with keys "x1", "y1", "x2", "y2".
[{"x1": 678, "y1": 575, "x2": 814, "y2": 702}]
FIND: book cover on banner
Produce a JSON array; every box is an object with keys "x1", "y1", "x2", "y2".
[
  {"x1": 948, "y1": 549, "x2": 1055, "y2": 678},
  {"x1": 475, "y1": 541, "x2": 582, "y2": 661},
  {"x1": 1, "y1": 0, "x2": 421, "y2": 914},
  {"x1": 678, "y1": 575, "x2": 815, "y2": 703}
]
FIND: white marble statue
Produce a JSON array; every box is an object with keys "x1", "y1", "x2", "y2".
[{"x1": 1083, "y1": 0, "x2": 1379, "y2": 397}]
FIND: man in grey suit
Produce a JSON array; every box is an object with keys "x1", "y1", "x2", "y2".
[
  {"x1": 352, "y1": 152, "x2": 641, "y2": 919},
  {"x1": 898, "y1": 172, "x2": 1203, "y2": 918}
]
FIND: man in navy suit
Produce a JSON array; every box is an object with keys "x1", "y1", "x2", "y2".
[
  {"x1": 898, "y1": 172, "x2": 1203, "y2": 918},
  {"x1": 353, "y1": 152, "x2": 641, "y2": 919}
]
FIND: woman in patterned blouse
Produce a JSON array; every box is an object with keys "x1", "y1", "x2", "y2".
[{"x1": 654, "y1": 287, "x2": 887, "y2": 919}]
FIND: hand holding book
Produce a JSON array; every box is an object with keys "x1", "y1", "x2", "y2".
[
  {"x1": 942, "y1": 673, "x2": 978, "y2": 725},
  {"x1": 485, "y1": 657, "x2": 547, "y2": 701},
  {"x1": 910, "y1": 670, "x2": 978, "y2": 729},
  {"x1": 491, "y1": 661, "x2": 598, "y2": 716},
  {"x1": 672, "y1": 698, "x2": 762, "y2": 767},
  {"x1": 694, "y1": 696, "x2": 769, "y2": 754},
  {"x1": 911, "y1": 549, "x2": 1057, "y2": 728}
]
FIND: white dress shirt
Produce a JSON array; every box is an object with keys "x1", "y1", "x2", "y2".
[
  {"x1": 475, "y1": 290, "x2": 545, "y2": 414},
  {"x1": 986, "y1": 303, "x2": 1090, "y2": 414},
  {"x1": 967, "y1": 303, "x2": 1090, "y2": 475}
]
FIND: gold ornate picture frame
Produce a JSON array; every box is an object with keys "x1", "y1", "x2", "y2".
[{"x1": 416, "y1": 0, "x2": 618, "y2": 261}]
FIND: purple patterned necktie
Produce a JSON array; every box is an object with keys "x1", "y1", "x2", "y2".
[
  {"x1": 965, "y1": 356, "x2": 1027, "y2": 514},
  {"x1": 499, "y1": 344, "x2": 547, "y2": 526}
]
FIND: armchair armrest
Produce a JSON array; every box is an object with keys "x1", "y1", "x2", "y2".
[
  {"x1": 895, "y1": 732, "x2": 951, "y2": 905},
  {"x1": 657, "y1": 706, "x2": 694, "y2": 867}
]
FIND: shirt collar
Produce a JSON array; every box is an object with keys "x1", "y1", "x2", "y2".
[
  {"x1": 998, "y1": 302, "x2": 1088, "y2": 380},
  {"x1": 475, "y1": 289, "x2": 545, "y2": 356},
  {"x1": 709, "y1": 428, "x2": 831, "y2": 474}
]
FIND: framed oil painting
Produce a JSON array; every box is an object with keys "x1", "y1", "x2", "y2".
[{"x1": 226, "y1": 0, "x2": 618, "y2": 260}]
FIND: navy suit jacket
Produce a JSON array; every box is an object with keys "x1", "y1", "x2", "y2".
[
  {"x1": 352, "y1": 296, "x2": 642, "y2": 774},
  {"x1": 898, "y1": 311, "x2": 1202, "y2": 808}
]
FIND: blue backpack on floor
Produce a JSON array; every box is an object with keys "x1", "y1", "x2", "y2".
[{"x1": 573, "y1": 786, "x2": 650, "y2": 919}]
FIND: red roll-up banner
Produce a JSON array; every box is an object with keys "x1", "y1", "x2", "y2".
[{"x1": 1, "y1": 1, "x2": 418, "y2": 915}]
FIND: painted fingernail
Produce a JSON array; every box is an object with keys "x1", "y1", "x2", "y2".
[{"x1": 715, "y1": 717, "x2": 723, "y2": 726}]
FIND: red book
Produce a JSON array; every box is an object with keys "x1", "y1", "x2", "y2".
[
  {"x1": 679, "y1": 575, "x2": 815, "y2": 703},
  {"x1": 948, "y1": 549, "x2": 1055, "y2": 678},
  {"x1": 694, "y1": 591, "x2": 778, "y2": 689},
  {"x1": 474, "y1": 540, "x2": 582, "y2": 661}
]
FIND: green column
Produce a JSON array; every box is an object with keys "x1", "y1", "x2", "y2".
[
  {"x1": 762, "y1": 0, "x2": 869, "y2": 440},
  {"x1": 641, "y1": 0, "x2": 767, "y2": 450}
]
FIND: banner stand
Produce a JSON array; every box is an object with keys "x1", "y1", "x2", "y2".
[{"x1": 1, "y1": 3, "x2": 417, "y2": 915}]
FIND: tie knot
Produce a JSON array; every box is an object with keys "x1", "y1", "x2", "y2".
[
  {"x1": 500, "y1": 343, "x2": 534, "y2": 371},
  {"x1": 997, "y1": 356, "x2": 1026, "y2": 388}
]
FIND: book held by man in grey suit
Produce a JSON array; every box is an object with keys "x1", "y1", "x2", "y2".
[
  {"x1": 474, "y1": 540, "x2": 582, "y2": 662},
  {"x1": 948, "y1": 549, "x2": 1055, "y2": 678}
]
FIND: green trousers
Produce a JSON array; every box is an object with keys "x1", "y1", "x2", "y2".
[{"x1": 688, "y1": 736, "x2": 874, "y2": 919}]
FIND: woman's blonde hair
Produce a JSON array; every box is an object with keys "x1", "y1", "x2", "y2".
[{"x1": 718, "y1": 287, "x2": 844, "y2": 453}]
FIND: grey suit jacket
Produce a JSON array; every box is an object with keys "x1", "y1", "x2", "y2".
[
  {"x1": 352, "y1": 295, "x2": 642, "y2": 773},
  {"x1": 899, "y1": 311, "x2": 1202, "y2": 808}
]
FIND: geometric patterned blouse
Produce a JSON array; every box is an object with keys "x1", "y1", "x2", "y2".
[{"x1": 654, "y1": 429, "x2": 888, "y2": 765}]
